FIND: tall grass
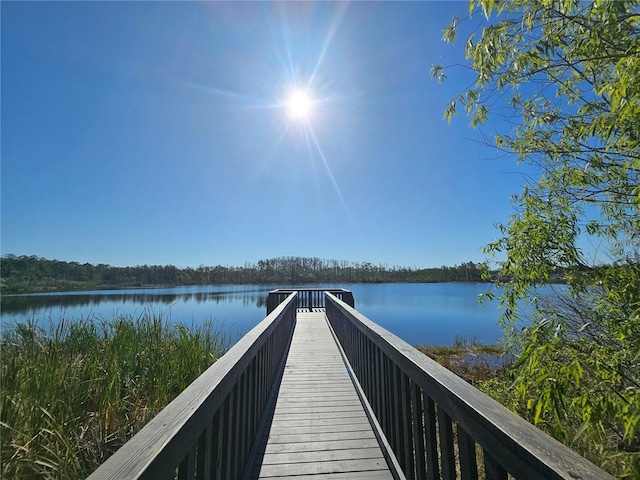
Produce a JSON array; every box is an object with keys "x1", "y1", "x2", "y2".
[
  {"x1": 1, "y1": 313, "x2": 229, "y2": 479},
  {"x1": 417, "y1": 335, "x2": 509, "y2": 385}
]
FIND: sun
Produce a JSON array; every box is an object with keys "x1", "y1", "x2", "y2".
[{"x1": 286, "y1": 89, "x2": 314, "y2": 119}]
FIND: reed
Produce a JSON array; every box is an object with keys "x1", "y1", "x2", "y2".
[{"x1": 1, "y1": 313, "x2": 229, "y2": 479}]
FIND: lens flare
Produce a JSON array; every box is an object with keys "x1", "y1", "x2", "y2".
[{"x1": 287, "y1": 90, "x2": 313, "y2": 119}]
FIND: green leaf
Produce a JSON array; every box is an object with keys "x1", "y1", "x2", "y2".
[{"x1": 442, "y1": 16, "x2": 459, "y2": 44}]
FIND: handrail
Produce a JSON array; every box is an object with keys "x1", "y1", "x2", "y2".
[
  {"x1": 87, "y1": 292, "x2": 297, "y2": 480},
  {"x1": 325, "y1": 292, "x2": 614, "y2": 480},
  {"x1": 266, "y1": 288, "x2": 354, "y2": 314}
]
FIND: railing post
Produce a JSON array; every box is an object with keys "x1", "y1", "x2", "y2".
[
  {"x1": 437, "y1": 407, "x2": 456, "y2": 480},
  {"x1": 410, "y1": 383, "x2": 426, "y2": 480},
  {"x1": 424, "y1": 396, "x2": 439, "y2": 480},
  {"x1": 196, "y1": 422, "x2": 213, "y2": 480},
  {"x1": 457, "y1": 425, "x2": 478, "y2": 480}
]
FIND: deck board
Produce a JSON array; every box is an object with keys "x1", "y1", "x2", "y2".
[{"x1": 250, "y1": 311, "x2": 394, "y2": 480}]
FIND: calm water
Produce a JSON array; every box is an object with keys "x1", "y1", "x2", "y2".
[{"x1": 1, "y1": 283, "x2": 506, "y2": 346}]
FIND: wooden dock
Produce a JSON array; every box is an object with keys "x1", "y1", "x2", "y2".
[
  {"x1": 249, "y1": 310, "x2": 394, "y2": 479},
  {"x1": 87, "y1": 289, "x2": 614, "y2": 480}
]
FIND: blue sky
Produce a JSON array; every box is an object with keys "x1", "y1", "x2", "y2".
[{"x1": 2, "y1": 1, "x2": 529, "y2": 269}]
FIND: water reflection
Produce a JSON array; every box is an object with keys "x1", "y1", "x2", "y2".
[
  {"x1": 1, "y1": 284, "x2": 509, "y2": 346},
  {"x1": 1, "y1": 288, "x2": 269, "y2": 315}
]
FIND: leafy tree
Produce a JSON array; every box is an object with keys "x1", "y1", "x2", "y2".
[{"x1": 436, "y1": 0, "x2": 640, "y2": 475}]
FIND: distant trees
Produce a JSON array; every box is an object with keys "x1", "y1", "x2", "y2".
[{"x1": 0, "y1": 255, "x2": 487, "y2": 293}]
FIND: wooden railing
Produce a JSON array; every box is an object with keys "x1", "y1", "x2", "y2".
[
  {"x1": 86, "y1": 292, "x2": 297, "y2": 480},
  {"x1": 325, "y1": 292, "x2": 614, "y2": 480},
  {"x1": 266, "y1": 288, "x2": 354, "y2": 314}
]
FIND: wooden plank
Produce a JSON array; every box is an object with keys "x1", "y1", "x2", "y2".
[
  {"x1": 273, "y1": 405, "x2": 364, "y2": 414},
  {"x1": 254, "y1": 458, "x2": 391, "y2": 478},
  {"x1": 273, "y1": 396, "x2": 360, "y2": 405},
  {"x1": 279, "y1": 376, "x2": 348, "y2": 380},
  {"x1": 279, "y1": 375, "x2": 350, "y2": 379},
  {"x1": 274, "y1": 396, "x2": 361, "y2": 403},
  {"x1": 275, "y1": 386, "x2": 355, "y2": 393},
  {"x1": 265, "y1": 430, "x2": 377, "y2": 444},
  {"x1": 280, "y1": 371, "x2": 347, "y2": 376},
  {"x1": 276, "y1": 383, "x2": 355, "y2": 390},
  {"x1": 267, "y1": 421, "x2": 373, "y2": 435},
  {"x1": 266, "y1": 417, "x2": 372, "y2": 429},
  {"x1": 256, "y1": 471, "x2": 392, "y2": 480},
  {"x1": 260, "y1": 447, "x2": 385, "y2": 465},
  {"x1": 273, "y1": 408, "x2": 364, "y2": 417},
  {"x1": 263, "y1": 439, "x2": 381, "y2": 454},
  {"x1": 277, "y1": 383, "x2": 354, "y2": 390},
  {"x1": 274, "y1": 394, "x2": 356, "y2": 401},
  {"x1": 271, "y1": 411, "x2": 369, "y2": 420},
  {"x1": 273, "y1": 396, "x2": 358, "y2": 405}
]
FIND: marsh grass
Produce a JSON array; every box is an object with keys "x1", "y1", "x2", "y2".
[
  {"x1": 1, "y1": 313, "x2": 229, "y2": 479},
  {"x1": 418, "y1": 335, "x2": 511, "y2": 385}
]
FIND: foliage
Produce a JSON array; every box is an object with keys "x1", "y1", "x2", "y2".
[
  {"x1": 0, "y1": 314, "x2": 228, "y2": 479},
  {"x1": 436, "y1": 0, "x2": 640, "y2": 476},
  {"x1": 0, "y1": 254, "x2": 486, "y2": 293}
]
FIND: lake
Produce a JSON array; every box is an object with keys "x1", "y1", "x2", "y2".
[{"x1": 1, "y1": 283, "x2": 507, "y2": 346}]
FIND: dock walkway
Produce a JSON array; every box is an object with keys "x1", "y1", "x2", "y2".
[
  {"x1": 249, "y1": 310, "x2": 394, "y2": 479},
  {"x1": 87, "y1": 289, "x2": 614, "y2": 480}
]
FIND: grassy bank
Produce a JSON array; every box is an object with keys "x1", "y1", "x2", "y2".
[
  {"x1": 1, "y1": 315, "x2": 229, "y2": 479},
  {"x1": 418, "y1": 336, "x2": 510, "y2": 386}
]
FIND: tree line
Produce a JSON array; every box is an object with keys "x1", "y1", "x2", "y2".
[{"x1": 0, "y1": 254, "x2": 486, "y2": 293}]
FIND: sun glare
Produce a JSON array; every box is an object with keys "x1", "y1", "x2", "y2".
[{"x1": 287, "y1": 90, "x2": 313, "y2": 119}]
